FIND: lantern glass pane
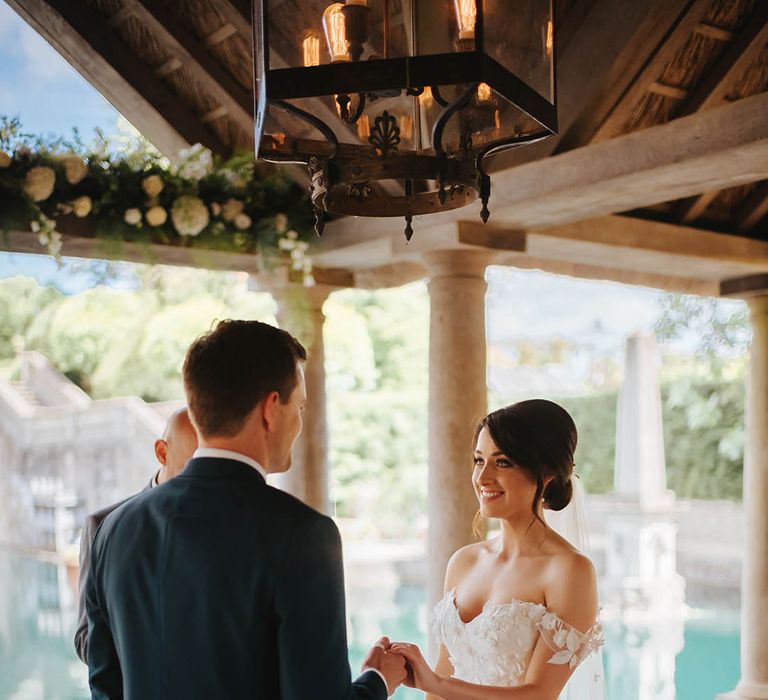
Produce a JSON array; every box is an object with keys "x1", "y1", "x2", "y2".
[
  {"x1": 414, "y1": 0, "x2": 470, "y2": 56},
  {"x1": 481, "y1": 0, "x2": 553, "y2": 102},
  {"x1": 259, "y1": 0, "x2": 419, "y2": 155},
  {"x1": 265, "y1": 0, "x2": 410, "y2": 68}
]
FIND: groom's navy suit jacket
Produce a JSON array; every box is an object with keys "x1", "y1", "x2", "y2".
[{"x1": 85, "y1": 457, "x2": 387, "y2": 700}]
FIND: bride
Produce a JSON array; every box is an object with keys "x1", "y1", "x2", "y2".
[{"x1": 391, "y1": 399, "x2": 604, "y2": 700}]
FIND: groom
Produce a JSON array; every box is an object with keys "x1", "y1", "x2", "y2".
[{"x1": 85, "y1": 320, "x2": 405, "y2": 699}]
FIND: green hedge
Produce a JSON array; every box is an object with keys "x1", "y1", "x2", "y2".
[{"x1": 558, "y1": 376, "x2": 745, "y2": 500}]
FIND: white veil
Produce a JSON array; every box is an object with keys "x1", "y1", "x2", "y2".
[{"x1": 544, "y1": 476, "x2": 606, "y2": 700}]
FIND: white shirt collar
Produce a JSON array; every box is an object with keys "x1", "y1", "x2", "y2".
[{"x1": 192, "y1": 447, "x2": 268, "y2": 480}]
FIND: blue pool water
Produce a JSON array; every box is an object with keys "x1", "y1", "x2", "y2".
[{"x1": 0, "y1": 551, "x2": 740, "y2": 699}]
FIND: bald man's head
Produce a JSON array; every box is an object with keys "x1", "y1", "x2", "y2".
[{"x1": 154, "y1": 407, "x2": 198, "y2": 484}]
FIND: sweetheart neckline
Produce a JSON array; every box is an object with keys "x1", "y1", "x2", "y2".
[{"x1": 447, "y1": 586, "x2": 547, "y2": 625}]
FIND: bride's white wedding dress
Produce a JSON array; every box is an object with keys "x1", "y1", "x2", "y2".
[{"x1": 433, "y1": 587, "x2": 604, "y2": 688}]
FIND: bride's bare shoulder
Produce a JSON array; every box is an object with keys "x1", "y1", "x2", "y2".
[
  {"x1": 443, "y1": 541, "x2": 487, "y2": 590},
  {"x1": 543, "y1": 546, "x2": 598, "y2": 628}
]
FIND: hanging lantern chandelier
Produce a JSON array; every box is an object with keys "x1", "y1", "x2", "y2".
[{"x1": 253, "y1": 0, "x2": 556, "y2": 239}]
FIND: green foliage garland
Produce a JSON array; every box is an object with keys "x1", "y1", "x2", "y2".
[{"x1": 0, "y1": 117, "x2": 314, "y2": 278}]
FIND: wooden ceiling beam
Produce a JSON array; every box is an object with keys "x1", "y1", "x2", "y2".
[
  {"x1": 5, "y1": 0, "x2": 229, "y2": 158},
  {"x1": 124, "y1": 0, "x2": 253, "y2": 136},
  {"x1": 489, "y1": 0, "x2": 694, "y2": 170},
  {"x1": 588, "y1": 0, "x2": 711, "y2": 145},
  {"x1": 480, "y1": 91, "x2": 768, "y2": 230}
]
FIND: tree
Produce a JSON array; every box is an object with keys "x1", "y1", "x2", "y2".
[
  {"x1": 655, "y1": 293, "x2": 750, "y2": 376},
  {"x1": 0, "y1": 276, "x2": 61, "y2": 359}
]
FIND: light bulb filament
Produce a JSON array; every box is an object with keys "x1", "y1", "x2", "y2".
[
  {"x1": 322, "y1": 3, "x2": 350, "y2": 62},
  {"x1": 454, "y1": 0, "x2": 477, "y2": 40}
]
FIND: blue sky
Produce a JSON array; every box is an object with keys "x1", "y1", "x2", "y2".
[
  {"x1": 0, "y1": 3, "x2": 119, "y2": 138},
  {"x1": 0, "y1": 4, "x2": 727, "y2": 367}
]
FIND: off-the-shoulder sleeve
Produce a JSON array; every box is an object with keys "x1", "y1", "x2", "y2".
[{"x1": 536, "y1": 610, "x2": 604, "y2": 669}]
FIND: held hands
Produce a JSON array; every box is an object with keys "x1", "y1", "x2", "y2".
[
  {"x1": 362, "y1": 636, "x2": 408, "y2": 696},
  {"x1": 389, "y1": 642, "x2": 439, "y2": 694}
]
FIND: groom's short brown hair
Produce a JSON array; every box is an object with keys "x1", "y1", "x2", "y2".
[{"x1": 182, "y1": 319, "x2": 306, "y2": 438}]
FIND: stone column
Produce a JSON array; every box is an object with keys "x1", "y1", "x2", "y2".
[
  {"x1": 719, "y1": 294, "x2": 768, "y2": 700},
  {"x1": 273, "y1": 285, "x2": 333, "y2": 516},
  {"x1": 424, "y1": 250, "x2": 494, "y2": 613}
]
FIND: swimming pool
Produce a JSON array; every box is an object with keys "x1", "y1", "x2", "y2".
[{"x1": 0, "y1": 551, "x2": 740, "y2": 699}]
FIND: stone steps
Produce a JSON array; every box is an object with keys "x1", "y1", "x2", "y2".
[{"x1": 10, "y1": 381, "x2": 40, "y2": 407}]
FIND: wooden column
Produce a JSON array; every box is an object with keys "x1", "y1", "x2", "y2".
[
  {"x1": 273, "y1": 285, "x2": 333, "y2": 515},
  {"x1": 424, "y1": 250, "x2": 494, "y2": 616},
  {"x1": 719, "y1": 294, "x2": 768, "y2": 700}
]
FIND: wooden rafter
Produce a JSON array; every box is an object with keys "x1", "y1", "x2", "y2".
[
  {"x1": 673, "y1": 4, "x2": 768, "y2": 225},
  {"x1": 676, "y1": 3, "x2": 768, "y2": 118},
  {"x1": 735, "y1": 182, "x2": 768, "y2": 234},
  {"x1": 588, "y1": 0, "x2": 711, "y2": 145},
  {"x1": 124, "y1": 0, "x2": 253, "y2": 134},
  {"x1": 5, "y1": 0, "x2": 229, "y2": 157},
  {"x1": 490, "y1": 0, "x2": 693, "y2": 170},
  {"x1": 678, "y1": 191, "x2": 720, "y2": 224},
  {"x1": 212, "y1": 0, "x2": 251, "y2": 43}
]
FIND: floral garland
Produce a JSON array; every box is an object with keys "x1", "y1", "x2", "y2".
[{"x1": 0, "y1": 118, "x2": 315, "y2": 285}]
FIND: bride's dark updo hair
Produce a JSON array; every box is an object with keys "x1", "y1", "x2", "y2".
[{"x1": 475, "y1": 399, "x2": 577, "y2": 519}]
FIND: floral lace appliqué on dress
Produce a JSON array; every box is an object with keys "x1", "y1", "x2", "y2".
[{"x1": 432, "y1": 588, "x2": 604, "y2": 687}]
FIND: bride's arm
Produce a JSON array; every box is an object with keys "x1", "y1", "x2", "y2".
[
  {"x1": 425, "y1": 644, "x2": 454, "y2": 700},
  {"x1": 395, "y1": 553, "x2": 599, "y2": 700}
]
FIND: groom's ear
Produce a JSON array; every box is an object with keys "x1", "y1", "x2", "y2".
[{"x1": 261, "y1": 390, "x2": 281, "y2": 432}]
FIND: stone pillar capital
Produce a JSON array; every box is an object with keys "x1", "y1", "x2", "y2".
[
  {"x1": 422, "y1": 249, "x2": 496, "y2": 279},
  {"x1": 271, "y1": 283, "x2": 335, "y2": 314}
]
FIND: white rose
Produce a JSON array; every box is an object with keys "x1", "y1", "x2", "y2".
[
  {"x1": 210, "y1": 202, "x2": 222, "y2": 217},
  {"x1": 0, "y1": 151, "x2": 11, "y2": 168},
  {"x1": 234, "y1": 213, "x2": 252, "y2": 230},
  {"x1": 142, "y1": 174, "x2": 164, "y2": 198},
  {"x1": 72, "y1": 196, "x2": 92, "y2": 218},
  {"x1": 62, "y1": 155, "x2": 88, "y2": 184},
  {"x1": 178, "y1": 144, "x2": 213, "y2": 181},
  {"x1": 124, "y1": 208, "x2": 142, "y2": 226},
  {"x1": 146, "y1": 206, "x2": 168, "y2": 226},
  {"x1": 275, "y1": 213, "x2": 288, "y2": 233},
  {"x1": 23, "y1": 166, "x2": 56, "y2": 202},
  {"x1": 221, "y1": 198, "x2": 244, "y2": 222},
  {"x1": 171, "y1": 196, "x2": 209, "y2": 236}
]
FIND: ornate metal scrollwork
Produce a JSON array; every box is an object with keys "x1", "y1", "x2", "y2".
[{"x1": 369, "y1": 111, "x2": 401, "y2": 157}]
